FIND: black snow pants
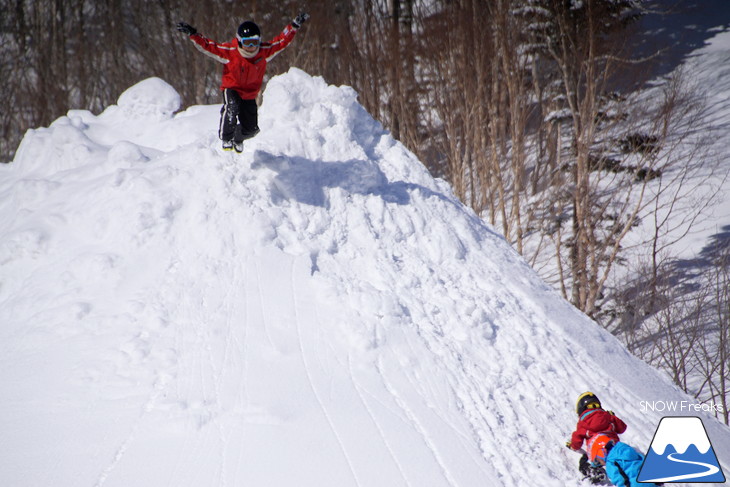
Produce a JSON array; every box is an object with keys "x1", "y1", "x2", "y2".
[{"x1": 219, "y1": 88, "x2": 259, "y2": 143}]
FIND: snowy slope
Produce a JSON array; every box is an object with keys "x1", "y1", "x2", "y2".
[
  {"x1": 1, "y1": 69, "x2": 728, "y2": 487},
  {"x1": 674, "y1": 28, "x2": 730, "y2": 257}
]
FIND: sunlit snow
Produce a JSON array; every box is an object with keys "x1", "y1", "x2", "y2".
[{"x1": 1, "y1": 68, "x2": 728, "y2": 486}]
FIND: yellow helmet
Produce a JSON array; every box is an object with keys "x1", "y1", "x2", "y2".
[{"x1": 576, "y1": 392, "x2": 602, "y2": 416}]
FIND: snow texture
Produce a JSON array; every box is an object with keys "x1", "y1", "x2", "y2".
[{"x1": 1, "y1": 68, "x2": 728, "y2": 486}]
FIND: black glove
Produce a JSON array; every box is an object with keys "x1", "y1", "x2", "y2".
[
  {"x1": 176, "y1": 22, "x2": 197, "y2": 36},
  {"x1": 292, "y1": 12, "x2": 309, "y2": 29}
]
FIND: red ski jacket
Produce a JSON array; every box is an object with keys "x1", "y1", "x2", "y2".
[
  {"x1": 188, "y1": 24, "x2": 298, "y2": 100},
  {"x1": 570, "y1": 408, "x2": 627, "y2": 451}
]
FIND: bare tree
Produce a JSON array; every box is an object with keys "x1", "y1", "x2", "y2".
[
  {"x1": 616, "y1": 230, "x2": 730, "y2": 425},
  {"x1": 695, "y1": 249, "x2": 730, "y2": 424}
]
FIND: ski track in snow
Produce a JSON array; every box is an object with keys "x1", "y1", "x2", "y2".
[
  {"x1": 349, "y1": 358, "x2": 413, "y2": 486},
  {"x1": 292, "y1": 259, "x2": 362, "y2": 486}
]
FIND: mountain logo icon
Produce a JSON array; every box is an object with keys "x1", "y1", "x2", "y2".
[{"x1": 637, "y1": 416, "x2": 725, "y2": 483}]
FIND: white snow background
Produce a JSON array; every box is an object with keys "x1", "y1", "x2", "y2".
[{"x1": 2, "y1": 39, "x2": 730, "y2": 487}]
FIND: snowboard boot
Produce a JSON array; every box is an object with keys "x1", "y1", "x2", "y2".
[{"x1": 579, "y1": 454, "x2": 608, "y2": 485}]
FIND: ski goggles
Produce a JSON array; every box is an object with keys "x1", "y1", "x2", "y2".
[{"x1": 237, "y1": 36, "x2": 260, "y2": 48}]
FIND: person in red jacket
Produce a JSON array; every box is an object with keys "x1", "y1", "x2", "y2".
[
  {"x1": 569, "y1": 391, "x2": 627, "y2": 452},
  {"x1": 567, "y1": 392, "x2": 659, "y2": 486},
  {"x1": 176, "y1": 13, "x2": 309, "y2": 152}
]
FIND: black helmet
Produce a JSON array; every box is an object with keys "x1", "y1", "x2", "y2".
[
  {"x1": 576, "y1": 392, "x2": 601, "y2": 416},
  {"x1": 237, "y1": 21, "x2": 261, "y2": 42}
]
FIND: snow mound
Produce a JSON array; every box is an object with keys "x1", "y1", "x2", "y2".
[
  {"x1": 0, "y1": 68, "x2": 728, "y2": 486},
  {"x1": 117, "y1": 77, "x2": 181, "y2": 120}
]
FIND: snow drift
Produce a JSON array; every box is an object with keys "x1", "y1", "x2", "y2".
[{"x1": 1, "y1": 69, "x2": 728, "y2": 486}]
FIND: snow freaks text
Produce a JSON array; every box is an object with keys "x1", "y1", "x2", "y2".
[{"x1": 640, "y1": 401, "x2": 725, "y2": 413}]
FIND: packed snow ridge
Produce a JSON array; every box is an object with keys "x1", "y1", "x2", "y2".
[{"x1": 1, "y1": 68, "x2": 728, "y2": 486}]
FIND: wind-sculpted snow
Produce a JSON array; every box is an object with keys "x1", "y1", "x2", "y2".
[{"x1": 0, "y1": 68, "x2": 728, "y2": 486}]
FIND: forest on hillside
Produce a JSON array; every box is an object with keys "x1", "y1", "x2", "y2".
[{"x1": 2, "y1": 0, "x2": 728, "y2": 422}]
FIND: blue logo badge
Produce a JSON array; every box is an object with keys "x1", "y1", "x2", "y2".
[{"x1": 637, "y1": 416, "x2": 725, "y2": 483}]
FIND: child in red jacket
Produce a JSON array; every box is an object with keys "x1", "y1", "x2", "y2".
[
  {"x1": 569, "y1": 391, "x2": 627, "y2": 452},
  {"x1": 177, "y1": 13, "x2": 308, "y2": 152},
  {"x1": 567, "y1": 392, "x2": 660, "y2": 486}
]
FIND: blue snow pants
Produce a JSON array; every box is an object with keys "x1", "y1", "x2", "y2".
[{"x1": 605, "y1": 442, "x2": 657, "y2": 487}]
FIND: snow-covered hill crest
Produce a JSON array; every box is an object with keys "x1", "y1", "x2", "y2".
[{"x1": 1, "y1": 68, "x2": 728, "y2": 486}]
